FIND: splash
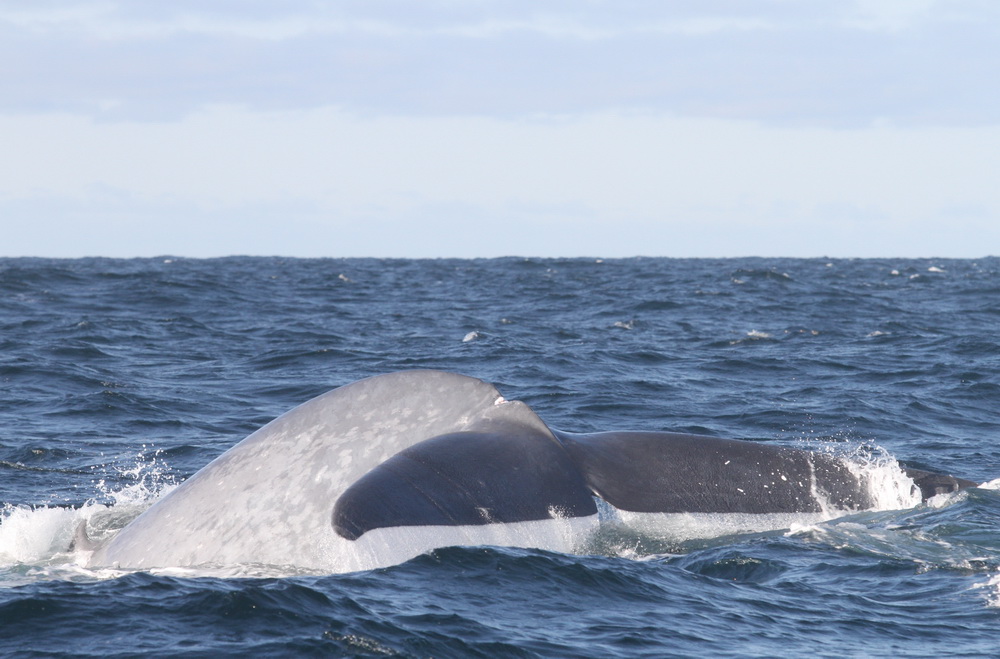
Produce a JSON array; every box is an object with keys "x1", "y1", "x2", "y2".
[
  {"x1": 0, "y1": 504, "x2": 84, "y2": 566},
  {"x1": 582, "y1": 445, "x2": 925, "y2": 561},
  {"x1": 92, "y1": 445, "x2": 179, "y2": 509},
  {"x1": 842, "y1": 446, "x2": 922, "y2": 511},
  {"x1": 979, "y1": 478, "x2": 1000, "y2": 491},
  {"x1": 0, "y1": 447, "x2": 178, "y2": 583}
]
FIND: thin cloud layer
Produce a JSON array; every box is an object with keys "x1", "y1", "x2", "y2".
[
  {"x1": 3, "y1": 1, "x2": 997, "y2": 258},
  {"x1": 3, "y1": 0, "x2": 998, "y2": 125}
]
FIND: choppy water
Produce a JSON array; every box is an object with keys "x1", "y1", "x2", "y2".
[{"x1": 2, "y1": 256, "x2": 999, "y2": 657}]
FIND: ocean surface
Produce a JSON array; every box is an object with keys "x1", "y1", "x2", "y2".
[{"x1": 2, "y1": 256, "x2": 999, "y2": 658}]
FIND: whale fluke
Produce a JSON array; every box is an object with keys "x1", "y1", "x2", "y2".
[{"x1": 85, "y1": 370, "x2": 976, "y2": 572}]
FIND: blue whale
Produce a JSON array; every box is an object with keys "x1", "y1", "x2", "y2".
[{"x1": 85, "y1": 371, "x2": 974, "y2": 572}]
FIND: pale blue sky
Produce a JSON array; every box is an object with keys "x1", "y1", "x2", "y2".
[{"x1": 2, "y1": 1, "x2": 998, "y2": 258}]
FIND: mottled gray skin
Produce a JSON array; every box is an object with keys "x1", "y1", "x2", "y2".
[
  {"x1": 89, "y1": 371, "x2": 530, "y2": 571},
  {"x1": 88, "y1": 371, "x2": 974, "y2": 571}
]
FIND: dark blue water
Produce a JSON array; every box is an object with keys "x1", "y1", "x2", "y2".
[{"x1": 2, "y1": 257, "x2": 999, "y2": 657}]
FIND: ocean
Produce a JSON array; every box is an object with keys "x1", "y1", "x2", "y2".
[{"x1": 1, "y1": 256, "x2": 999, "y2": 657}]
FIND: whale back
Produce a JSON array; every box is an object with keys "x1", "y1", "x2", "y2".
[{"x1": 90, "y1": 370, "x2": 549, "y2": 570}]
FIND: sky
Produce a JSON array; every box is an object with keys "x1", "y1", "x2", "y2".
[{"x1": 1, "y1": 0, "x2": 998, "y2": 259}]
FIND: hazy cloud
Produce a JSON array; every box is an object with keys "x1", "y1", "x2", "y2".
[
  {"x1": 3, "y1": 1, "x2": 997, "y2": 258},
  {"x1": 2, "y1": 0, "x2": 998, "y2": 125}
]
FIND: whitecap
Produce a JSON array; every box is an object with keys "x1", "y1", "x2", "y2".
[
  {"x1": 975, "y1": 571, "x2": 1000, "y2": 608},
  {"x1": 729, "y1": 329, "x2": 774, "y2": 345}
]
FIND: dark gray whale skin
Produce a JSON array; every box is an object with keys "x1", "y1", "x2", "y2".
[
  {"x1": 556, "y1": 431, "x2": 975, "y2": 511},
  {"x1": 333, "y1": 420, "x2": 975, "y2": 542},
  {"x1": 332, "y1": 429, "x2": 598, "y2": 541}
]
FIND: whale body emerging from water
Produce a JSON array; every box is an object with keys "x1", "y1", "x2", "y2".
[{"x1": 86, "y1": 371, "x2": 975, "y2": 572}]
